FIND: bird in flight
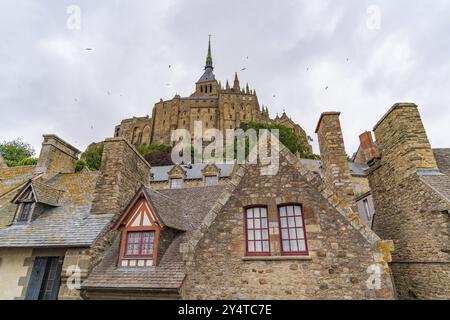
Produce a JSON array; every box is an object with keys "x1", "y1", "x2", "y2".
[{"x1": 85, "y1": 48, "x2": 93, "y2": 51}]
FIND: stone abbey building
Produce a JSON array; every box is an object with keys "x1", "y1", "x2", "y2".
[{"x1": 114, "y1": 38, "x2": 311, "y2": 153}]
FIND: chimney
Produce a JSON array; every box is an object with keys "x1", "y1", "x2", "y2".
[
  {"x1": 371, "y1": 103, "x2": 438, "y2": 177},
  {"x1": 90, "y1": 137, "x2": 152, "y2": 217},
  {"x1": 315, "y1": 112, "x2": 356, "y2": 210},
  {"x1": 358, "y1": 131, "x2": 379, "y2": 163},
  {"x1": 35, "y1": 135, "x2": 81, "y2": 179}
]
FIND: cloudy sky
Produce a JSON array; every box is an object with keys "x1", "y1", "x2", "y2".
[{"x1": 1, "y1": 0, "x2": 449, "y2": 156}]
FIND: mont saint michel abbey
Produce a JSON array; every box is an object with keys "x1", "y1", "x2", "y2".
[{"x1": 114, "y1": 38, "x2": 312, "y2": 152}]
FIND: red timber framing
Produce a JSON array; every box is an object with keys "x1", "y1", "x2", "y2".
[{"x1": 114, "y1": 190, "x2": 161, "y2": 268}]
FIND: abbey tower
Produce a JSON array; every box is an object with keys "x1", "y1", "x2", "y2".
[{"x1": 114, "y1": 38, "x2": 311, "y2": 152}]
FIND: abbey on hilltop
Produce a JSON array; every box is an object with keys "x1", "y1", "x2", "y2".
[{"x1": 114, "y1": 37, "x2": 312, "y2": 153}]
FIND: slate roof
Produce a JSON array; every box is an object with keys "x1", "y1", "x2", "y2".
[
  {"x1": 0, "y1": 166, "x2": 40, "y2": 198},
  {"x1": 299, "y1": 159, "x2": 368, "y2": 177},
  {"x1": 151, "y1": 163, "x2": 234, "y2": 182},
  {"x1": 434, "y1": 148, "x2": 450, "y2": 176},
  {"x1": 0, "y1": 172, "x2": 113, "y2": 247},
  {"x1": 82, "y1": 185, "x2": 227, "y2": 292},
  {"x1": 419, "y1": 173, "x2": 450, "y2": 203}
]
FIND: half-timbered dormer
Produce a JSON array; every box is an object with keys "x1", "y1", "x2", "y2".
[{"x1": 114, "y1": 186, "x2": 188, "y2": 268}]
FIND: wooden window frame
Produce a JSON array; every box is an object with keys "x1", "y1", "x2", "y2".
[
  {"x1": 123, "y1": 230, "x2": 156, "y2": 259},
  {"x1": 244, "y1": 206, "x2": 271, "y2": 257},
  {"x1": 16, "y1": 202, "x2": 34, "y2": 223},
  {"x1": 277, "y1": 204, "x2": 309, "y2": 256},
  {"x1": 117, "y1": 198, "x2": 161, "y2": 267}
]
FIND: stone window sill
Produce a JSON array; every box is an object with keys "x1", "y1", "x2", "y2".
[{"x1": 242, "y1": 256, "x2": 312, "y2": 262}]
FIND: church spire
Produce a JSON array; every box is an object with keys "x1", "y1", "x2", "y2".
[
  {"x1": 233, "y1": 72, "x2": 240, "y2": 92},
  {"x1": 205, "y1": 35, "x2": 213, "y2": 70}
]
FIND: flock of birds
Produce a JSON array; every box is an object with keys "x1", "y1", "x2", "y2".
[{"x1": 78, "y1": 46, "x2": 352, "y2": 130}]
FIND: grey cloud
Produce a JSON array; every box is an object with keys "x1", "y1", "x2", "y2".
[{"x1": 0, "y1": 0, "x2": 449, "y2": 156}]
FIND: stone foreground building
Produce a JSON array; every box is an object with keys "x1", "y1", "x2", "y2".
[
  {"x1": 114, "y1": 38, "x2": 312, "y2": 154},
  {"x1": 365, "y1": 103, "x2": 450, "y2": 300},
  {"x1": 0, "y1": 112, "x2": 398, "y2": 300}
]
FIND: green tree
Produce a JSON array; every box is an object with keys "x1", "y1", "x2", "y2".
[
  {"x1": 138, "y1": 144, "x2": 172, "y2": 157},
  {"x1": 76, "y1": 143, "x2": 104, "y2": 172},
  {"x1": 239, "y1": 122, "x2": 319, "y2": 159},
  {"x1": 0, "y1": 138, "x2": 37, "y2": 167}
]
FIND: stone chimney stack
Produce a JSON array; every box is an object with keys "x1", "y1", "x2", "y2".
[
  {"x1": 35, "y1": 135, "x2": 81, "y2": 179},
  {"x1": 315, "y1": 112, "x2": 356, "y2": 210},
  {"x1": 90, "y1": 137, "x2": 152, "y2": 217},
  {"x1": 371, "y1": 103, "x2": 438, "y2": 178},
  {"x1": 358, "y1": 131, "x2": 379, "y2": 163}
]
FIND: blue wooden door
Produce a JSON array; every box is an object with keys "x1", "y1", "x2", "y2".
[{"x1": 25, "y1": 258, "x2": 47, "y2": 300}]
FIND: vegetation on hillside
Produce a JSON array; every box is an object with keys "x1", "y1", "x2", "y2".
[
  {"x1": 75, "y1": 143, "x2": 104, "y2": 172},
  {"x1": 239, "y1": 122, "x2": 319, "y2": 160},
  {"x1": 0, "y1": 138, "x2": 38, "y2": 167}
]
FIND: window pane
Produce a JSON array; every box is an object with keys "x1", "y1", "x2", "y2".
[
  {"x1": 255, "y1": 230, "x2": 261, "y2": 240},
  {"x1": 255, "y1": 242, "x2": 262, "y2": 252},
  {"x1": 295, "y1": 216, "x2": 303, "y2": 227},
  {"x1": 287, "y1": 206, "x2": 294, "y2": 216},
  {"x1": 280, "y1": 207, "x2": 286, "y2": 217},
  {"x1": 296, "y1": 228, "x2": 305, "y2": 239},
  {"x1": 247, "y1": 219, "x2": 254, "y2": 229},
  {"x1": 288, "y1": 217, "x2": 295, "y2": 227},
  {"x1": 260, "y1": 208, "x2": 267, "y2": 218},
  {"x1": 298, "y1": 240, "x2": 306, "y2": 252},
  {"x1": 283, "y1": 240, "x2": 290, "y2": 251},
  {"x1": 248, "y1": 241, "x2": 255, "y2": 252},
  {"x1": 290, "y1": 240, "x2": 298, "y2": 252},
  {"x1": 247, "y1": 230, "x2": 254, "y2": 240},
  {"x1": 282, "y1": 229, "x2": 289, "y2": 239},
  {"x1": 247, "y1": 208, "x2": 253, "y2": 218},
  {"x1": 262, "y1": 230, "x2": 269, "y2": 240},
  {"x1": 280, "y1": 217, "x2": 287, "y2": 228},
  {"x1": 289, "y1": 228, "x2": 297, "y2": 239},
  {"x1": 263, "y1": 241, "x2": 270, "y2": 252},
  {"x1": 294, "y1": 205, "x2": 301, "y2": 216},
  {"x1": 254, "y1": 218, "x2": 260, "y2": 229},
  {"x1": 261, "y1": 218, "x2": 268, "y2": 229},
  {"x1": 254, "y1": 209, "x2": 260, "y2": 218}
]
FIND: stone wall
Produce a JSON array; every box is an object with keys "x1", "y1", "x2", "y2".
[
  {"x1": 368, "y1": 103, "x2": 450, "y2": 300},
  {"x1": 316, "y1": 112, "x2": 357, "y2": 212},
  {"x1": 90, "y1": 137, "x2": 151, "y2": 218},
  {"x1": 34, "y1": 135, "x2": 81, "y2": 179},
  {"x1": 182, "y1": 151, "x2": 395, "y2": 300}
]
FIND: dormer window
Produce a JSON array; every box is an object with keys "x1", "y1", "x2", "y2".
[
  {"x1": 170, "y1": 178, "x2": 184, "y2": 189},
  {"x1": 124, "y1": 231, "x2": 155, "y2": 258},
  {"x1": 117, "y1": 197, "x2": 160, "y2": 268},
  {"x1": 204, "y1": 175, "x2": 218, "y2": 186},
  {"x1": 16, "y1": 202, "x2": 34, "y2": 222}
]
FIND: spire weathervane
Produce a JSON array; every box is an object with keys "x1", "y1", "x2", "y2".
[{"x1": 205, "y1": 34, "x2": 213, "y2": 70}]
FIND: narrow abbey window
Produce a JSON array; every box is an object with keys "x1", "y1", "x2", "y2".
[{"x1": 245, "y1": 207, "x2": 270, "y2": 256}]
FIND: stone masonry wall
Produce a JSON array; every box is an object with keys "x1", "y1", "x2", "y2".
[
  {"x1": 35, "y1": 135, "x2": 81, "y2": 179},
  {"x1": 182, "y1": 152, "x2": 395, "y2": 300},
  {"x1": 368, "y1": 103, "x2": 450, "y2": 300},
  {"x1": 316, "y1": 112, "x2": 357, "y2": 212},
  {"x1": 89, "y1": 137, "x2": 152, "y2": 268}
]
